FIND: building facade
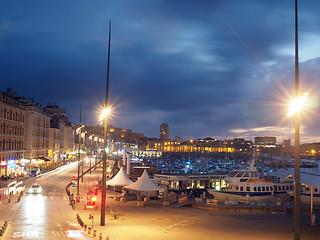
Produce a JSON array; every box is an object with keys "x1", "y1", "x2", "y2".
[
  {"x1": 160, "y1": 123, "x2": 169, "y2": 141},
  {"x1": 24, "y1": 105, "x2": 50, "y2": 160},
  {"x1": 45, "y1": 104, "x2": 75, "y2": 161},
  {"x1": 0, "y1": 92, "x2": 26, "y2": 176},
  {"x1": 0, "y1": 88, "x2": 74, "y2": 177},
  {"x1": 255, "y1": 136, "x2": 276, "y2": 146}
]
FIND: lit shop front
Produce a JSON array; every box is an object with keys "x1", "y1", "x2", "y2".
[
  {"x1": 0, "y1": 159, "x2": 26, "y2": 177},
  {"x1": 153, "y1": 174, "x2": 227, "y2": 192},
  {"x1": 23, "y1": 157, "x2": 52, "y2": 169},
  {"x1": 1, "y1": 160, "x2": 7, "y2": 176}
]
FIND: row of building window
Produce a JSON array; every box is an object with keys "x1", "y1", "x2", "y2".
[
  {"x1": 0, "y1": 109, "x2": 25, "y2": 122},
  {"x1": 32, "y1": 141, "x2": 48, "y2": 149},
  {"x1": 0, "y1": 123, "x2": 24, "y2": 135},
  {"x1": 32, "y1": 116, "x2": 49, "y2": 128},
  {"x1": 0, "y1": 140, "x2": 24, "y2": 151},
  {"x1": 0, "y1": 154, "x2": 21, "y2": 162},
  {"x1": 32, "y1": 129, "x2": 49, "y2": 137}
]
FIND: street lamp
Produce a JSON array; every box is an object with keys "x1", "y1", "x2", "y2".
[
  {"x1": 287, "y1": 92, "x2": 308, "y2": 240},
  {"x1": 101, "y1": 19, "x2": 112, "y2": 227},
  {"x1": 76, "y1": 124, "x2": 84, "y2": 197},
  {"x1": 100, "y1": 106, "x2": 111, "y2": 226},
  {"x1": 81, "y1": 130, "x2": 87, "y2": 182},
  {"x1": 293, "y1": 1, "x2": 300, "y2": 239},
  {"x1": 100, "y1": 108, "x2": 111, "y2": 122},
  {"x1": 287, "y1": 93, "x2": 308, "y2": 117}
]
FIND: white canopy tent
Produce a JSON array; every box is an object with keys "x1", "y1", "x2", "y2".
[
  {"x1": 106, "y1": 167, "x2": 133, "y2": 186},
  {"x1": 125, "y1": 169, "x2": 163, "y2": 191}
]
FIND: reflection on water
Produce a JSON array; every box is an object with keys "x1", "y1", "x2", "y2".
[{"x1": 22, "y1": 194, "x2": 47, "y2": 232}]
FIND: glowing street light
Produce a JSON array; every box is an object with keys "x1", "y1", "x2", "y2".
[
  {"x1": 99, "y1": 108, "x2": 111, "y2": 122},
  {"x1": 75, "y1": 124, "x2": 84, "y2": 134},
  {"x1": 287, "y1": 92, "x2": 308, "y2": 117}
]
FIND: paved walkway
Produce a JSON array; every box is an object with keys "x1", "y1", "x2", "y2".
[
  {"x1": 0, "y1": 190, "x2": 23, "y2": 239},
  {"x1": 72, "y1": 171, "x2": 320, "y2": 240}
]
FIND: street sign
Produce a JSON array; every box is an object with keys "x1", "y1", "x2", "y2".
[
  {"x1": 72, "y1": 183, "x2": 76, "y2": 188},
  {"x1": 72, "y1": 176, "x2": 77, "y2": 181}
]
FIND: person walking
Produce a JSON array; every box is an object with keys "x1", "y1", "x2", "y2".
[{"x1": 311, "y1": 212, "x2": 316, "y2": 227}]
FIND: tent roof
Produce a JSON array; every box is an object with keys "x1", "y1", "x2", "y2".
[
  {"x1": 125, "y1": 169, "x2": 163, "y2": 191},
  {"x1": 106, "y1": 167, "x2": 133, "y2": 186}
]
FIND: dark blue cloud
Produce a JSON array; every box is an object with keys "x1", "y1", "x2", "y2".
[{"x1": 1, "y1": 0, "x2": 320, "y2": 142}]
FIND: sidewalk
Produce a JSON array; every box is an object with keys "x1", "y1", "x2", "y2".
[
  {"x1": 0, "y1": 191, "x2": 23, "y2": 238},
  {"x1": 71, "y1": 170, "x2": 320, "y2": 240}
]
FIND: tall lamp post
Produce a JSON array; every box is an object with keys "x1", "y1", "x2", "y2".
[
  {"x1": 294, "y1": 0, "x2": 300, "y2": 239},
  {"x1": 76, "y1": 124, "x2": 84, "y2": 197},
  {"x1": 286, "y1": 2, "x2": 306, "y2": 238},
  {"x1": 101, "y1": 19, "x2": 112, "y2": 226}
]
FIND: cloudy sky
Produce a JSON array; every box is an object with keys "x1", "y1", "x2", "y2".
[{"x1": 1, "y1": 0, "x2": 320, "y2": 143}]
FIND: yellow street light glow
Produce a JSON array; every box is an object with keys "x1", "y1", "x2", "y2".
[
  {"x1": 75, "y1": 124, "x2": 85, "y2": 134},
  {"x1": 99, "y1": 108, "x2": 111, "y2": 122},
  {"x1": 287, "y1": 92, "x2": 308, "y2": 117}
]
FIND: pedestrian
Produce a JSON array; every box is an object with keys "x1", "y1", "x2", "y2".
[{"x1": 311, "y1": 212, "x2": 316, "y2": 227}]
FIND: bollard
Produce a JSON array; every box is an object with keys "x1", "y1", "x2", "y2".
[
  {"x1": 0, "y1": 229, "x2": 3, "y2": 236},
  {"x1": 99, "y1": 233, "x2": 102, "y2": 240},
  {"x1": 88, "y1": 227, "x2": 91, "y2": 235},
  {"x1": 84, "y1": 224, "x2": 87, "y2": 231},
  {"x1": 93, "y1": 229, "x2": 96, "y2": 237}
]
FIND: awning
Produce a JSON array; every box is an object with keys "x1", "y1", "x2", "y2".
[{"x1": 37, "y1": 157, "x2": 52, "y2": 162}]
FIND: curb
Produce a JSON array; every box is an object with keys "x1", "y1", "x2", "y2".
[
  {"x1": 76, "y1": 214, "x2": 110, "y2": 240},
  {"x1": 0, "y1": 221, "x2": 8, "y2": 237}
]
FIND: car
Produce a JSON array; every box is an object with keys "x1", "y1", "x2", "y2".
[
  {"x1": 27, "y1": 183, "x2": 42, "y2": 194},
  {"x1": 30, "y1": 168, "x2": 40, "y2": 177}
]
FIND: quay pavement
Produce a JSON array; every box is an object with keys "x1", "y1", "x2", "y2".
[{"x1": 72, "y1": 170, "x2": 320, "y2": 240}]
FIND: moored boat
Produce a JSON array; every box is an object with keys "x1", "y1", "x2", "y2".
[
  {"x1": 207, "y1": 168, "x2": 276, "y2": 203},
  {"x1": 287, "y1": 184, "x2": 320, "y2": 205}
]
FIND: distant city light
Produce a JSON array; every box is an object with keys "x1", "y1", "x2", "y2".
[{"x1": 287, "y1": 92, "x2": 308, "y2": 117}]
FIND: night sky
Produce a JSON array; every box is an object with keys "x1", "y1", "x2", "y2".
[{"x1": 1, "y1": 0, "x2": 320, "y2": 143}]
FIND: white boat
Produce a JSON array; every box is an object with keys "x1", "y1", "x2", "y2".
[
  {"x1": 207, "y1": 160, "x2": 294, "y2": 203},
  {"x1": 288, "y1": 184, "x2": 320, "y2": 205},
  {"x1": 207, "y1": 167, "x2": 276, "y2": 203},
  {"x1": 265, "y1": 169, "x2": 320, "y2": 205}
]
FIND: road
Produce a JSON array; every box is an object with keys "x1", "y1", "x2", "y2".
[
  {"x1": 1, "y1": 162, "x2": 320, "y2": 240},
  {"x1": 3, "y1": 162, "x2": 91, "y2": 239}
]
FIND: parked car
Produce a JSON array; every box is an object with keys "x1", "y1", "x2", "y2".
[{"x1": 30, "y1": 168, "x2": 40, "y2": 177}]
